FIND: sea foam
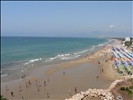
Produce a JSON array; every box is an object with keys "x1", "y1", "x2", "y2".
[
  {"x1": 1, "y1": 74, "x2": 8, "y2": 78},
  {"x1": 45, "y1": 53, "x2": 81, "y2": 62},
  {"x1": 24, "y1": 58, "x2": 42, "y2": 65}
]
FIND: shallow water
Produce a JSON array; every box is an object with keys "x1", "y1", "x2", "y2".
[{"x1": 1, "y1": 37, "x2": 113, "y2": 82}]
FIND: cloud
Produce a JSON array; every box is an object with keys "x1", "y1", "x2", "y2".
[{"x1": 109, "y1": 25, "x2": 115, "y2": 28}]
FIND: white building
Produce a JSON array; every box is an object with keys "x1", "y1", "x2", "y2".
[
  {"x1": 125, "y1": 37, "x2": 130, "y2": 41},
  {"x1": 129, "y1": 38, "x2": 133, "y2": 47},
  {"x1": 123, "y1": 37, "x2": 132, "y2": 47}
]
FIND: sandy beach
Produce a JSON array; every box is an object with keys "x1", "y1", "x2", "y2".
[
  {"x1": 1, "y1": 39, "x2": 132, "y2": 100},
  {"x1": 1, "y1": 1, "x2": 133, "y2": 100}
]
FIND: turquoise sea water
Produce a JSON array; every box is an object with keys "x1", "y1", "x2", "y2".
[
  {"x1": 1, "y1": 36, "x2": 110, "y2": 80},
  {"x1": 1, "y1": 37, "x2": 108, "y2": 65}
]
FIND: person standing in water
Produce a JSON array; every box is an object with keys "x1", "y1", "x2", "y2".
[
  {"x1": 22, "y1": 75, "x2": 24, "y2": 80},
  {"x1": 74, "y1": 87, "x2": 77, "y2": 94},
  {"x1": 44, "y1": 81, "x2": 46, "y2": 86},
  {"x1": 63, "y1": 71, "x2": 65, "y2": 76},
  {"x1": 47, "y1": 77, "x2": 49, "y2": 82},
  {"x1": 39, "y1": 82, "x2": 41, "y2": 87},
  {"x1": 11, "y1": 92, "x2": 14, "y2": 97},
  {"x1": 29, "y1": 80, "x2": 31, "y2": 85},
  {"x1": 25, "y1": 82, "x2": 28, "y2": 88},
  {"x1": 68, "y1": 90, "x2": 72, "y2": 96},
  {"x1": 6, "y1": 85, "x2": 9, "y2": 91},
  {"x1": 96, "y1": 75, "x2": 99, "y2": 79},
  {"x1": 23, "y1": 73, "x2": 25, "y2": 78},
  {"x1": 21, "y1": 96, "x2": 24, "y2": 100},
  {"x1": 102, "y1": 69, "x2": 103, "y2": 72},
  {"x1": 19, "y1": 86, "x2": 22, "y2": 92},
  {"x1": 47, "y1": 92, "x2": 50, "y2": 98}
]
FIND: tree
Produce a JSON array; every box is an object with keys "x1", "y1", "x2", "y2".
[
  {"x1": 125, "y1": 41, "x2": 132, "y2": 47},
  {"x1": 0, "y1": 95, "x2": 8, "y2": 100}
]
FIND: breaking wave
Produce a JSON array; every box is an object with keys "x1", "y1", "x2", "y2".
[
  {"x1": 25, "y1": 42, "x2": 107, "y2": 63},
  {"x1": 1, "y1": 74, "x2": 8, "y2": 78},
  {"x1": 24, "y1": 58, "x2": 42, "y2": 65}
]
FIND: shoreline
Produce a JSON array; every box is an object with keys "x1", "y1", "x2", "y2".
[
  {"x1": 1, "y1": 39, "x2": 121, "y2": 99},
  {"x1": 1, "y1": 38, "x2": 112, "y2": 82},
  {"x1": 1, "y1": 37, "x2": 110, "y2": 65},
  {"x1": 1, "y1": 39, "x2": 111, "y2": 81}
]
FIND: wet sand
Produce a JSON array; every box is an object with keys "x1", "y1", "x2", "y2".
[{"x1": 1, "y1": 45, "x2": 119, "y2": 100}]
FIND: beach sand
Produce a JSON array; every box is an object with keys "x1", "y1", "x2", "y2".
[{"x1": 1, "y1": 43, "x2": 123, "y2": 100}]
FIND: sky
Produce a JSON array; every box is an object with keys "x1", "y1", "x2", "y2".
[{"x1": 1, "y1": 1, "x2": 133, "y2": 38}]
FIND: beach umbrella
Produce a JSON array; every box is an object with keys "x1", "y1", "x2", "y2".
[
  {"x1": 121, "y1": 48, "x2": 124, "y2": 51},
  {"x1": 124, "y1": 63, "x2": 128, "y2": 66},
  {"x1": 98, "y1": 60, "x2": 100, "y2": 64},
  {"x1": 117, "y1": 48, "x2": 120, "y2": 51},
  {"x1": 129, "y1": 60, "x2": 133, "y2": 66},
  {"x1": 116, "y1": 61, "x2": 119, "y2": 65},
  {"x1": 122, "y1": 60, "x2": 125, "y2": 64}
]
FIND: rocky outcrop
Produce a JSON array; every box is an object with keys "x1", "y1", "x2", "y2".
[{"x1": 65, "y1": 79, "x2": 123, "y2": 100}]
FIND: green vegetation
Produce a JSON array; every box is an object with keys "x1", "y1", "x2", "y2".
[
  {"x1": 119, "y1": 78, "x2": 133, "y2": 97},
  {"x1": 120, "y1": 86, "x2": 133, "y2": 96},
  {"x1": 129, "y1": 85, "x2": 133, "y2": 89},
  {"x1": 125, "y1": 41, "x2": 132, "y2": 47},
  {"x1": 120, "y1": 87, "x2": 125, "y2": 90},
  {"x1": 0, "y1": 95, "x2": 8, "y2": 100},
  {"x1": 126, "y1": 87, "x2": 129, "y2": 90},
  {"x1": 128, "y1": 78, "x2": 133, "y2": 83}
]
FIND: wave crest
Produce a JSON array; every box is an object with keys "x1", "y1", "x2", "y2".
[{"x1": 24, "y1": 58, "x2": 42, "y2": 65}]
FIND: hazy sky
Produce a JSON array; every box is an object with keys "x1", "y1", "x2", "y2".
[{"x1": 1, "y1": 1, "x2": 133, "y2": 37}]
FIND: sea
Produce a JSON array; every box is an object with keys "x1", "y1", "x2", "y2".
[{"x1": 1, "y1": 36, "x2": 112, "y2": 81}]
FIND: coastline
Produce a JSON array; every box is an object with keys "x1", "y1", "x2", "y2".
[
  {"x1": 1, "y1": 38, "x2": 111, "y2": 82},
  {"x1": 1, "y1": 39, "x2": 120, "y2": 100}
]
